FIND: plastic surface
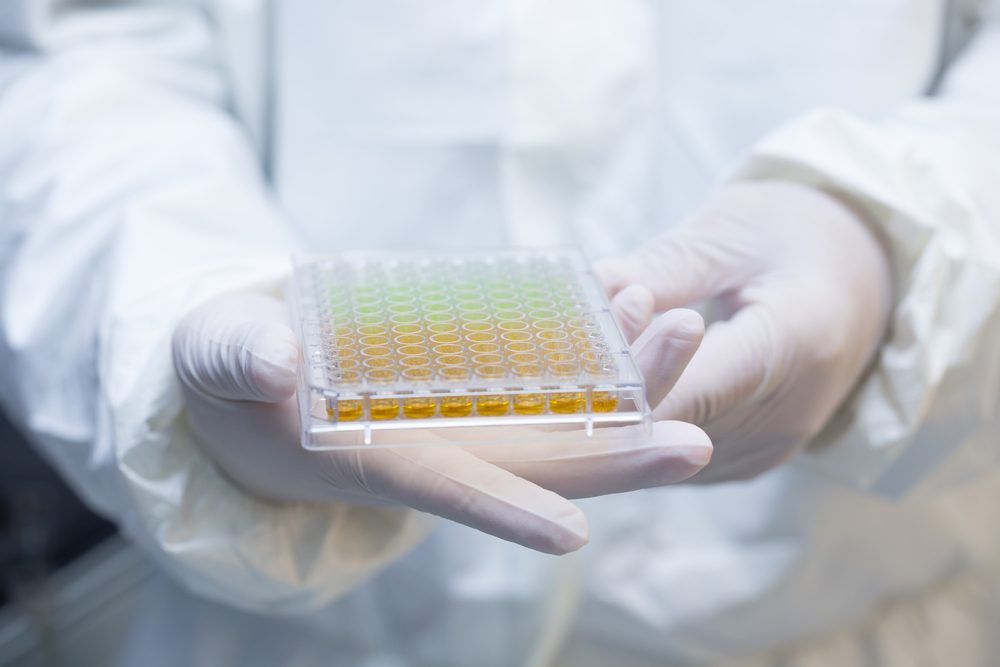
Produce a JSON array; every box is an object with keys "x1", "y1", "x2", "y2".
[{"x1": 291, "y1": 249, "x2": 649, "y2": 449}]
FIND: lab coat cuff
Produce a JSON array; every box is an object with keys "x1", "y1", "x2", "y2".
[
  {"x1": 728, "y1": 108, "x2": 1000, "y2": 498},
  {"x1": 102, "y1": 257, "x2": 434, "y2": 613}
]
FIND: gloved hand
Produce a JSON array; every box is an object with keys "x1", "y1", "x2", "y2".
[
  {"x1": 595, "y1": 180, "x2": 892, "y2": 483},
  {"x1": 172, "y1": 291, "x2": 712, "y2": 555}
]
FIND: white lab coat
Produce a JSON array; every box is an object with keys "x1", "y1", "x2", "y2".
[{"x1": 2, "y1": 1, "x2": 1000, "y2": 665}]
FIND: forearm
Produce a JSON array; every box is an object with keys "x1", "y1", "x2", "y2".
[
  {"x1": 730, "y1": 5, "x2": 1000, "y2": 497},
  {"x1": 0, "y1": 0, "x2": 291, "y2": 505},
  {"x1": 0, "y1": 2, "x2": 429, "y2": 613}
]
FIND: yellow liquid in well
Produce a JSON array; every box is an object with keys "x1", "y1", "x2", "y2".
[
  {"x1": 476, "y1": 395, "x2": 510, "y2": 416},
  {"x1": 370, "y1": 399, "x2": 400, "y2": 420},
  {"x1": 513, "y1": 394, "x2": 545, "y2": 415},
  {"x1": 549, "y1": 392, "x2": 584, "y2": 414},
  {"x1": 440, "y1": 395, "x2": 473, "y2": 417},
  {"x1": 319, "y1": 259, "x2": 626, "y2": 427},
  {"x1": 328, "y1": 399, "x2": 363, "y2": 421},
  {"x1": 591, "y1": 391, "x2": 618, "y2": 413},
  {"x1": 403, "y1": 397, "x2": 436, "y2": 419}
]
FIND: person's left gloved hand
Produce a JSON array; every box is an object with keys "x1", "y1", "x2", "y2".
[
  {"x1": 172, "y1": 291, "x2": 713, "y2": 555},
  {"x1": 595, "y1": 180, "x2": 893, "y2": 483}
]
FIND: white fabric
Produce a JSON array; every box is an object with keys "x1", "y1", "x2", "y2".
[
  {"x1": 735, "y1": 105, "x2": 1000, "y2": 499},
  {"x1": 2, "y1": 0, "x2": 1000, "y2": 665},
  {"x1": 0, "y1": 0, "x2": 430, "y2": 614}
]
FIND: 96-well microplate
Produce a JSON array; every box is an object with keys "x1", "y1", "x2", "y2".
[{"x1": 292, "y1": 249, "x2": 648, "y2": 449}]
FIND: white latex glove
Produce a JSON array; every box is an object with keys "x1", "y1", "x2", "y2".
[
  {"x1": 172, "y1": 291, "x2": 712, "y2": 555},
  {"x1": 595, "y1": 180, "x2": 892, "y2": 483}
]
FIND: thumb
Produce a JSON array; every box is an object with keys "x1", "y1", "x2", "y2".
[
  {"x1": 593, "y1": 227, "x2": 753, "y2": 311},
  {"x1": 609, "y1": 284, "x2": 654, "y2": 344},
  {"x1": 172, "y1": 292, "x2": 299, "y2": 403}
]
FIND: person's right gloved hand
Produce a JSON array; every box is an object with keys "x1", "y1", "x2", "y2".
[
  {"x1": 594, "y1": 181, "x2": 892, "y2": 483},
  {"x1": 172, "y1": 291, "x2": 713, "y2": 555}
]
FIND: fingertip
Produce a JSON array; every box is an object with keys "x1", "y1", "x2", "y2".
[
  {"x1": 611, "y1": 285, "x2": 655, "y2": 343},
  {"x1": 248, "y1": 325, "x2": 300, "y2": 402},
  {"x1": 172, "y1": 292, "x2": 300, "y2": 404},
  {"x1": 630, "y1": 420, "x2": 714, "y2": 478},
  {"x1": 633, "y1": 309, "x2": 705, "y2": 407},
  {"x1": 662, "y1": 308, "x2": 706, "y2": 343},
  {"x1": 592, "y1": 257, "x2": 631, "y2": 297},
  {"x1": 656, "y1": 420, "x2": 713, "y2": 462},
  {"x1": 642, "y1": 421, "x2": 713, "y2": 483},
  {"x1": 536, "y1": 504, "x2": 590, "y2": 555},
  {"x1": 369, "y1": 446, "x2": 590, "y2": 556},
  {"x1": 493, "y1": 491, "x2": 589, "y2": 555},
  {"x1": 652, "y1": 304, "x2": 776, "y2": 426}
]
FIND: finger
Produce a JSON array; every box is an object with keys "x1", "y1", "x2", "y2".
[
  {"x1": 184, "y1": 392, "x2": 589, "y2": 557},
  {"x1": 610, "y1": 284, "x2": 654, "y2": 344},
  {"x1": 653, "y1": 304, "x2": 776, "y2": 425},
  {"x1": 182, "y1": 393, "x2": 387, "y2": 506},
  {"x1": 592, "y1": 227, "x2": 754, "y2": 310},
  {"x1": 631, "y1": 308, "x2": 704, "y2": 407},
  {"x1": 685, "y1": 436, "x2": 797, "y2": 485},
  {"x1": 189, "y1": 390, "x2": 596, "y2": 555},
  {"x1": 473, "y1": 420, "x2": 712, "y2": 498},
  {"x1": 173, "y1": 292, "x2": 298, "y2": 403},
  {"x1": 353, "y1": 445, "x2": 590, "y2": 555}
]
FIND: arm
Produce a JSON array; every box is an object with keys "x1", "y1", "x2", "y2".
[
  {"x1": 0, "y1": 1, "x2": 431, "y2": 612},
  {"x1": 595, "y1": 2, "x2": 1000, "y2": 497},
  {"x1": 734, "y1": 0, "x2": 1000, "y2": 497},
  {"x1": 0, "y1": 1, "x2": 713, "y2": 613}
]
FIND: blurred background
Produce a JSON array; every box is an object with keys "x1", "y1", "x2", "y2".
[{"x1": 0, "y1": 410, "x2": 151, "y2": 665}]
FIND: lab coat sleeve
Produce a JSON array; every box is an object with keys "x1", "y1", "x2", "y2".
[
  {"x1": 0, "y1": 2, "x2": 430, "y2": 613},
  {"x1": 731, "y1": 2, "x2": 1000, "y2": 499}
]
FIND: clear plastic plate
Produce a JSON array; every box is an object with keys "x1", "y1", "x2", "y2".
[{"x1": 290, "y1": 249, "x2": 650, "y2": 450}]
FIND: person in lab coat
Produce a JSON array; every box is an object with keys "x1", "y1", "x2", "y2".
[{"x1": 2, "y1": 1, "x2": 1000, "y2": 665}]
